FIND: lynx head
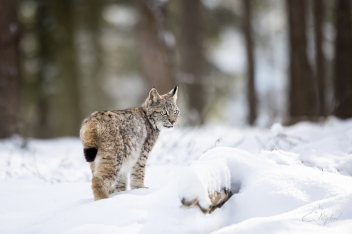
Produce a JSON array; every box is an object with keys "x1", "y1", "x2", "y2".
[{"x1": 142, "y1": 86, "x2": 180, "y2": 132}]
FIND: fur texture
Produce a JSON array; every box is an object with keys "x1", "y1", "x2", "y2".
[{"x1": 80, "y1": 87, "x2": 179, "y2": 200}]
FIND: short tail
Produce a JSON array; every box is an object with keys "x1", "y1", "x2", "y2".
[
  {"x1": 84, "y1": 148, "x2": 98, "y2": 162},
  {"x1": 80, "y1": 120, "x2": 99, "y2": 162}
]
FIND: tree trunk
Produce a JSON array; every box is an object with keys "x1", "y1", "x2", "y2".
[
  {"x1": 77, "y1": 0, "x2": 110, "y2": 115},
  {"x1": 138, "y1": 0, "x2": 174, "y2": 94},
  {"x1": 0, "y1": 0, "x2": 20, "y2": 138},
  {"x1": 287, "y1": 0, "x2": 316, "y2": 122},
  {"x1": 313, "y1": 0, "x2": 326, "y2": 117},
  {"x1": 333, "y1": 0, "x2": 352, "y2": 119},
  {"x1": 50, "y1": 0, "x2": 82, "y2": 136},
  {"x1": 179, "y1": 0, "x2": 206, "y2": 124},
  {"x1": 34, "y1": 0, "x2": 54, "y2": 138},
  {"x1": 242, "y1": 0, "x2": 257, "y2": 125}
]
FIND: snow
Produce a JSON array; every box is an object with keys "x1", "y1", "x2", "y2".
[
  {"x1": 1, "y1": 117, "x2": 352, "y2": 233},
  {"x1": 271, "y1": 122, "x2": 285, "y2": 137},
  {"x1": 180, "y1": 147, "x2": 352, "y2": 233}
]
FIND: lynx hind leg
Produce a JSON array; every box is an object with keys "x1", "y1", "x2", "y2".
[
  {"x1": 91, "y1": 152, "x2": 119, "y2": 200},
  {"x1": 92, "y1": 176, "x2": 110, "y2": 200}
]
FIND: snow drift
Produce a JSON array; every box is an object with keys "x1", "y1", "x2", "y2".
[
  {"x1": 1, "y1": 118, "x2": 352, "y2": 233},
  {"x1": 177, "y1": 147, "x2": 352, "y2": 233}
]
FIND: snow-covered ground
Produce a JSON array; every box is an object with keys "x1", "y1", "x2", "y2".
[{"x1": 1, "y1": 117, "x2": 352, "y2": 233}]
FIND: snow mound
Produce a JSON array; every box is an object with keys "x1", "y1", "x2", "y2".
[
  {"x1": 258, "y1": 149, "x2": 302, "y2": 166},
  {"x1": 177, "y1": 147, "x2": 352, "y2": 232},
  {"x1": 337, "y1": 158, "x2": 352, "y2": 176},
  {"x1": 177, "y1": 149, "x2": 245, "y2": 213}
]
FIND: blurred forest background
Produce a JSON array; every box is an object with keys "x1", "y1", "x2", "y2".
[{"x1": 1, "y1": 0, "x2": 352, "y2": 138}]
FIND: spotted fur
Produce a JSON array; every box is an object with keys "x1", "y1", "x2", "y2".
[{"x1": 80, "y1": 87, "x2": 179, "y2": 200}]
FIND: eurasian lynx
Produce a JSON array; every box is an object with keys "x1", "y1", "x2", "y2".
[{"x1": 80, "y1": 87, "x2": 179, "y2": 200}]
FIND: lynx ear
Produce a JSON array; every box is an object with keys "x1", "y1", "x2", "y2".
[
  {"x1": 168, "y1": 86, "x2": 178, "y2": 102},
  {"x1": 148, "y1": 88, "x2": 161, "y2": 104}
]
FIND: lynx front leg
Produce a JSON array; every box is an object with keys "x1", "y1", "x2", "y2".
[
  {"x1": 115, "y1": 173, "x2": 128, "y2": 192},
  {"x1": 130, "y1": 157, "x2": 148, "y2": 190},
  {"x1": 108, "y1": 174, "x2": 127, "y2": 194},
  {"x1": 130, "y1": 136, "x2": 157, "y2": 190}
]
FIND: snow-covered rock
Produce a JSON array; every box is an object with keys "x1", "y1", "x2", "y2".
[{"x1": 177, "y1": 148, "x2": 352, "y2": 225}]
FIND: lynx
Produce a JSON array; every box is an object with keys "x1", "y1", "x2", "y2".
[{"x1": 80, "y1": 87, "x2": 179, "y2": 200}]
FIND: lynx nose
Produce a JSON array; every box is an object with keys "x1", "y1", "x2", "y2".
[{"x1": 170, "y1": 120, "x2": 175, "y2": 124}]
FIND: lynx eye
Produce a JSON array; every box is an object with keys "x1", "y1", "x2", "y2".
[
  {"x1": 161, "y1": 109, "x2": 168, "y2": 116},
  {"x1": 174, "y1": 110, "x2": 179, "y2": 115}
]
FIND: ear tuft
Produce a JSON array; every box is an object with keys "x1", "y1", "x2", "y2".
[
  {"x1": 149, "y1": 88, "x2": 161, "y2": 103},
  {"x1": 168, "y1": 86, "x2": 178, "y2": 101}
]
